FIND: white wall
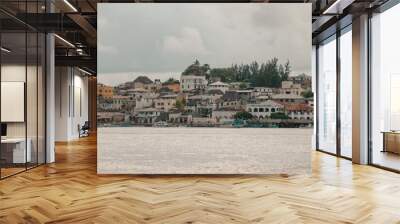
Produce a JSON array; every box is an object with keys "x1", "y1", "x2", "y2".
[
  {"x1": 55, "y1": 67, "x2": 89, "y2": 141},
  {"x1": 1, "y1": 65, "x2": 26, "y2": 138},
  {"x1": 71, "y1": 73, "x2": 89, "y2": 138},
  {"x1": 1, "y1": 63, "x2": 47, "y2": 164}
]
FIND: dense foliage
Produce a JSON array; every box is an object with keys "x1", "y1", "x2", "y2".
[
  {"x1": 175, "y1": 99, "x2": 186, "y2": 111},
  {"x1": 270, "y1": 112, "x2": 289, "y2": 120},
  {"x1": 164, "y1": 77, "x2": 180, "y2": 84},
  {"x1": 301, "y1": 89, "x2": 314, "y2": 98},
  {"x1": 182, "y1": 58, "x2": 291, "y2": 88},
  {"x1": 181, "y1": 60, "x2": 210, "y2": 77},
  {"x1": 234, "y1": 111, "x2": 253, "y2": 120}
]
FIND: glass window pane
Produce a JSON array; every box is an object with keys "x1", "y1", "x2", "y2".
[
  {"x1": 38, "y1": 33, "x2": 46, "y2": 165},
  {"x1": 340, "y1": 28, "x2": 352, "y2": 158},
  {"x1": 1, "y1": 32, "x2": 27, "y2": 177},
  {"x1": 371, "y1": 4, "x2": 400, "y2": 170},
  {"x1": 0, "y1": 1, "x2": 46, "y2": 179},
  {"x1": 317, "y1": 36, "x2": 337, "y2": 154},
  {"x1": 27, "y1": 31, "x2": 38, "y2": 169}
]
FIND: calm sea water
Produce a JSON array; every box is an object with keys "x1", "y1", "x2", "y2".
[{"x1": 98, "y1": 127, "x2": 313, "y2": 175}]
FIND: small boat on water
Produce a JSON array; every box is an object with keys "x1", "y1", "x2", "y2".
[{"x1": 232, "y1": 119, "x2": 246, "y2": 128}]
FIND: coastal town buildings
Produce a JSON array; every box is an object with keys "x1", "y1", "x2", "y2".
[
  {"x1": 97, "y1": 83, "x2": 114, "y2": 99},
  {"x1": 254, "y1": 87, "x2": 278, "y2": 95},
  {"x1": 154, "y1": 94, "x2": 177, "y2": 112},
  {"x1": 135, "y1": 98, "x2": 154, "y2": 110},
  {"x1": 207, "y1": 81, "x2": 229, "y2": 93},
  {"x1": 212, "y1": 109, "x2": 238, "y2": 124},
  {"x1": 246, "y1": 100, "x2": 285, "y2": 119},
  {"x1": 217, "y1": 91, "x2": 244, "y2": 110},
  {"x1": 162, "y1": 80, "x2": 181, "y2": 93},
  {"x1": 168, "y1": 111, "x2": 192, "y2": 124},
  {"x1": 112, "y1": 95, "x2": 134, "y2": 110},
  {"x1": 288, "y1": 73, "x2": 312, "y2": 89},
  {"x1": 131, "y1": 76, "x2": 155, "y2": 90},
  {"x1": 97, "y1": 72, "x2": 313, "y2": 127},
  {"x1": 271, "y1": 93, "x2": 307, "y2": 103},
  {"x1": 279, "y1": 81, "x2": 304, "y2": 96},
  {"x1": 135, "y1": 108, "x2": 162, "y2": 124},
  {"x1": 180, "y1": 75, "x2": 208, "y2": 92},
  {"x1": 284, "y1": 103, "x2": 313, "y2": 120}
]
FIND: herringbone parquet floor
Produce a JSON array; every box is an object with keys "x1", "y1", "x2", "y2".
[{"x1": 1, "y1": 135, "x2": 400, "y2": 224}]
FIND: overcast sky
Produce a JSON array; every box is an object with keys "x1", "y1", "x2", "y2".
[{"x1": 98, "y1": 3, "x2": 311, "y2": 86}]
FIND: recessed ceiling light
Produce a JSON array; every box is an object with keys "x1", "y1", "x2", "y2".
[
  {"x1": 78, "y1": 67, "x2": 93, "y2": 76},
  {"x1": 54, "y1": 34, "x2": 75, "y2": 48},
  {"x1": 63, "y1": 0, "x2": 78, "y2": 12},
  {"x1": 1, "y1": 47, "x2": 11, "y2": 53},
  {"x1": 322, "y1": 0, "x2": 354, "y2": 15}
]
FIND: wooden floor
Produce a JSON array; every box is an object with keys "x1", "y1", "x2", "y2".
[{"x1": 1, "y1": 135, "x2": 400, "y2": 224}]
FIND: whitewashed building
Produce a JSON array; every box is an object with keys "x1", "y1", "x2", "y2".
[
  {"x1": 111, "y1": 95, "x2": 134, "y2": 110},
  {"x1": 246, "y1": 100, "x2": 284, "y2": 119},
  {"x1": 207, "y1": 81, "x2": 229, "y2": 93},
  {"x1": 279, "y1": 81, "x2": 304, "y2": 96},
  {"x1": 212, "y1": 110, "x2": 238, "y2": 124},
  {"x1": 284, "y1": 103, "x2": 313, "y2": 120},
  {"x1": 154, "y1": 94, "x2": 177, "y2": 112},
  {"x1": 180, "y1": 75, "x2": 208, "y2": 92},
  {"x1": 271, "y1": 94, "x2": 306, "y2": 103},
  {"x1": 169, "y1": 112, "x2": 193, "y2": 124},
  {"x1": 135, "y1": 93, "x2": 158, "y2": 110},
  {"x1": 254, "y1": 87, "x2": 277, "y2": 95},
  {"x1": 135, "y1": 108, "x2": 162, "y2": 124}
]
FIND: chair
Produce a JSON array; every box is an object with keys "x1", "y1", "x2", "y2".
[{"x1": 79, "y1": 121, "x2": 90, "y2": 138}]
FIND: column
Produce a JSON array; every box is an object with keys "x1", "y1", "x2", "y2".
[{"x1": 352, "y1": 14, "x2": 369, "y2": 164}]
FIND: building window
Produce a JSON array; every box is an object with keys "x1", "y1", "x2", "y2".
[
  {"x1": 370, "y1": 4, "x2": 400, "y2": 170},
  {"x1": 340, "y1": 27, "x2": 352, "y2": 158},
  {"x1": 317, "y1": 35, "x2": 337, "y2": 154}
]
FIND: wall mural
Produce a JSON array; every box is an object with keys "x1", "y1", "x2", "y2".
[{"x1": 97, "y1": 3, "x2": 312, "y2": 174}]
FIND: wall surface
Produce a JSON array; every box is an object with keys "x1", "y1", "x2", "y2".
[
  {"x1": 55, "y1": 67, "x2": 89, "y2": 141},
  {"x1": 1, "y1": 63, "x2": 46, "y2": 166},
  {"x1": 98, "y1": 127, "x2": 312, "y2": 174}
]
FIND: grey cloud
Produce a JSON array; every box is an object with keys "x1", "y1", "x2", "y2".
[{"x1": 98, "y1": 3, "x2": 311, "y2": 84}]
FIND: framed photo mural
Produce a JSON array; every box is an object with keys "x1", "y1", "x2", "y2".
[{"x1": 97, "y1": 3, "x2": 312, "y2": 174}]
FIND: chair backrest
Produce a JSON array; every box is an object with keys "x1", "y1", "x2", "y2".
[{"x1": 82, "y1": 121, "x2": 90, "y2": 129}]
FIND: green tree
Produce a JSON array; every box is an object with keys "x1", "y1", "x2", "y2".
[
  {"x1": 239, "y1": 83, "x2": 248, "y2": 89},
  {"x1": 234, "y1": 111, "x2": 253, "y2": 120},
  {"x1": 282, "y1": 60, "x2": 291, "y2": 81},
  {"x1": 182, "y1": 59, "x2": 208, "y2": 77},
  {"x1": 270, "y1": 112, "x2": 289, "y2": 119},
  {"x1": 175, "y1": 98, "x2": 186, "y2": 111},
  {"x1": 164, "y1": 77, "x2": 179, "y2": 84},
  {"x1": 278, "y1": 64, "x2": 285, "y2": 80},
  {"x1": 301, "y1": 89, "x2": 314, "y2": 98},
  {"x1": 182, "y1": 58, "x2": 292, "y2": 88},
  {"x1": 209, "y1": 68, "x2": 234, "y2": 82}
]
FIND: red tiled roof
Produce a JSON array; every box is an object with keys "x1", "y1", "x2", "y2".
[{"x1": 283, "y1": 103, "x2": 313, "y2": 112}]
